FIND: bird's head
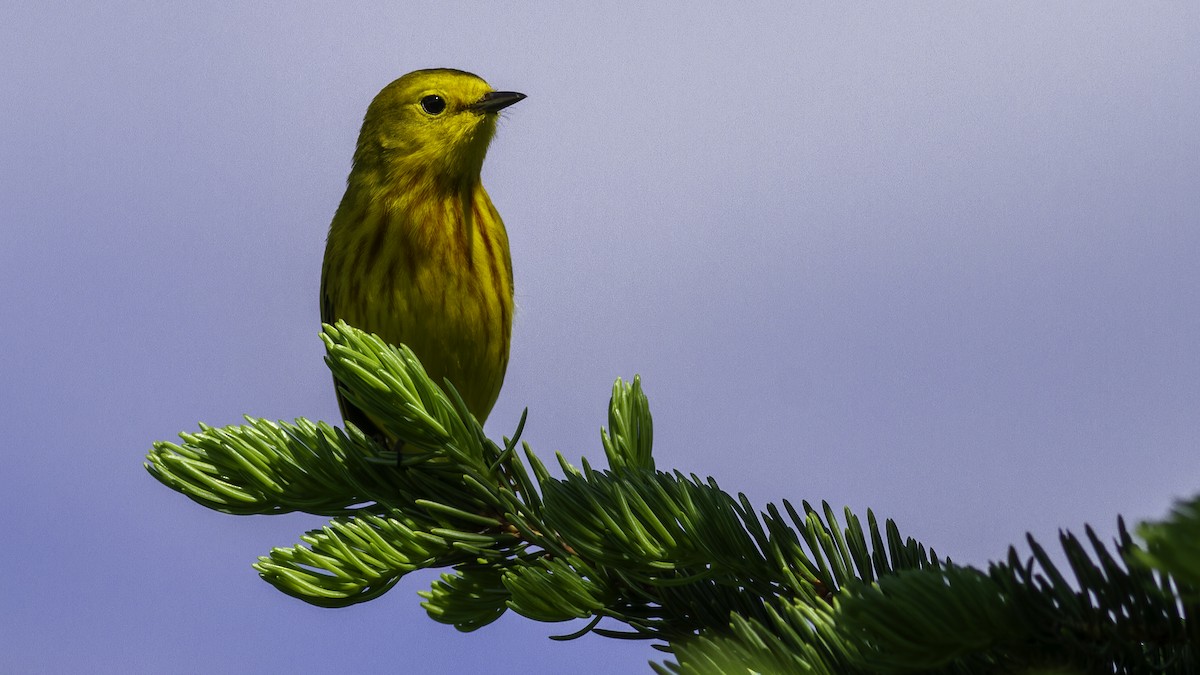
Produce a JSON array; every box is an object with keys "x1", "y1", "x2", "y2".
[{"x1": 354, "y1": 69, "x2": 525, "y2": 188}]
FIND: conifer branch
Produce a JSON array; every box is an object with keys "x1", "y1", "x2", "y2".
[{"x1": 145, "y1": 322, "x2": 1198, "y2": 672}]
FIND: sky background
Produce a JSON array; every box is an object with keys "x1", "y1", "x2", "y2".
[{"x1": 3, "y1": 2, "x2": 1199, "y2": 673}]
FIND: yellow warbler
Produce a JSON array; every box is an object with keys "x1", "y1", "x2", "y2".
[{"x1": 320, "y1": 69, "x2": 524, "y2": 440}]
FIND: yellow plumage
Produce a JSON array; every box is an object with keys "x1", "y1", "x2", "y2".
[{"x1": 321, "y1": 69, "x2": 523, "y2": 438}]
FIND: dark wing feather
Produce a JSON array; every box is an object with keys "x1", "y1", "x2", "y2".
[{"x1": 320, "y1": 252, "x2": 386, "y2": 441}]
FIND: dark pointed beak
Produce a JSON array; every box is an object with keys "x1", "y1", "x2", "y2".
[{"x1": 470, "y1": 91, "x2": 526, "y2": 113}]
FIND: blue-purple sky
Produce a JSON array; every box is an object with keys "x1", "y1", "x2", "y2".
[{"x1": 3, "y1": 3, "x2": 1199, "y2": 673}]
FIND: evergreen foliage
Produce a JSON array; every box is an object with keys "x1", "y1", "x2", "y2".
[{"x1": 146, "y1": 322, "x2": 1199, "y2": 673}]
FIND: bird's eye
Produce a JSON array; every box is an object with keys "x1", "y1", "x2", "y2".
[{"x1": 420, "y1": 95, "x2": 446, "y2": 115}]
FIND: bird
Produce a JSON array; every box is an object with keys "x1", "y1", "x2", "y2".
[{"x1": 320, "y1": 68, "x2": 524, "y2": 444}]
